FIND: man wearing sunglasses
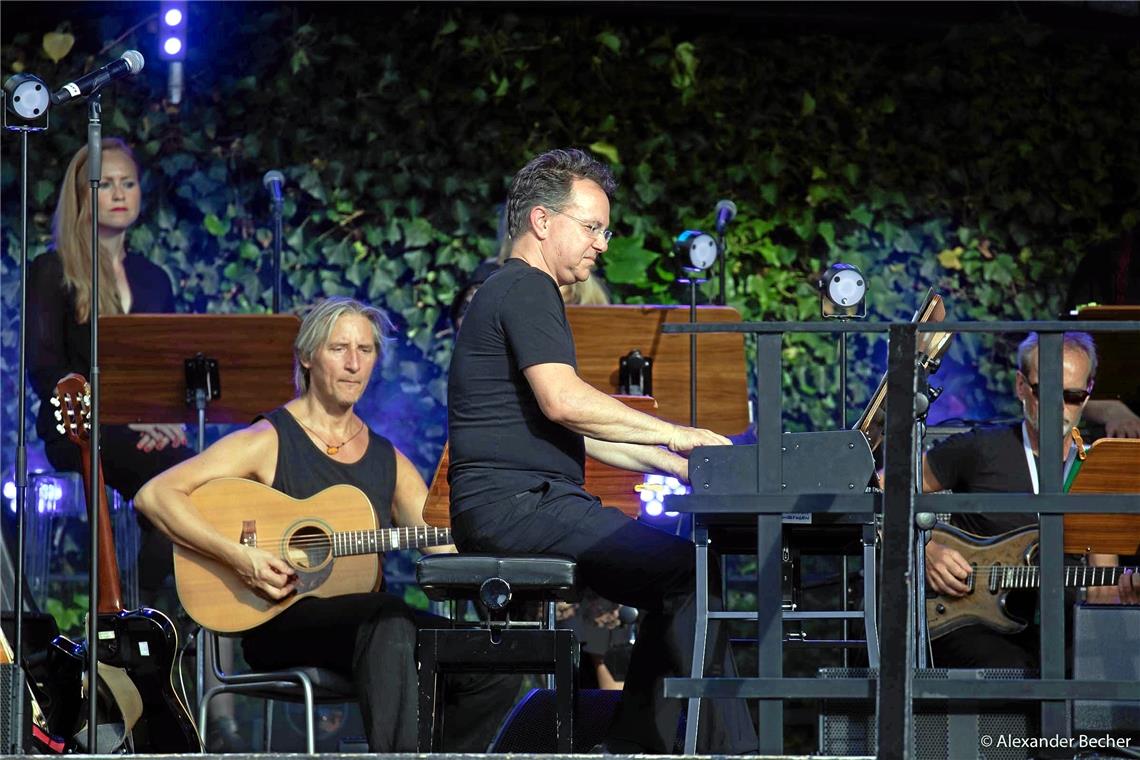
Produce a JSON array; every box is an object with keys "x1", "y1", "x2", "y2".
[{"x1": 921, "y1": 331, "x2": 1138, "y2": 670}]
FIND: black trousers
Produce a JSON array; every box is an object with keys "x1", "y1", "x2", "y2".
[
  {"x1": 241, "y1": 592, "x2": 521, "y2": 752},
  {"x1": 452, "y1": 480, "x2": 758, "y2": 754},
  {"x1": 931, "y1": 624, "x2": 1039, "y2": 670}
]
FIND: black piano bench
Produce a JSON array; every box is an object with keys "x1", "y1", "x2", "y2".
[{"x1": 415, "y1": 554, "x2": 581, "y2": 753}]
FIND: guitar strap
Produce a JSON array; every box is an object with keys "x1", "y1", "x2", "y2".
[
  {"x1": 1021, "y1": 421, "x2": 1079, "y2": 497},
  {"x1": 96, "y1": 663, "x2": 143, "y2": 735},
  {"x1": 74, "y1": 662, "x2": 143, "y2": 752}
]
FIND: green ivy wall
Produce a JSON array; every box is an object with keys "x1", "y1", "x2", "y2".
[{"x1": 3, "y1": 4, "x2": 1138, "y2": 479}]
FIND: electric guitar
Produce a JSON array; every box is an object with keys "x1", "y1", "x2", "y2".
[
  {"x1": 925, "y1": 523, "x2": 1136, "y2": 640},
  {"x1": 53, "y1": 374, "x2": 202, "y2": 753},
  {"x1": 174, "y1": 478, "x2": 453, "y2": 633}
]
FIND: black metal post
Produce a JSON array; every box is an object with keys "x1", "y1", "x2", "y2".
[
  {"x1": 85, "y1": 92, "x2": 103, "y2": 751},
  {"x1": 1036, "y1": 331, "x2": 1067, "y2": 737},
  {"x1": 878, "y1": 322, "x2": 918, "y2": 759},
  {"x1": 755, "y1": 333, "x2": 783, "y2": 753}
]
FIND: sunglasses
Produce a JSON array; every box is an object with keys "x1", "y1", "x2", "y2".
[{"x1": 1019, "y1": 371, "x2": 1093, "y2": 405}]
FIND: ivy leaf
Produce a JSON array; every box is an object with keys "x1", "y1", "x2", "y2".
[
  {"x1": 602, "y1": 235, "x2": 660, "y2": 284},
  {"x1": 291, "y1": 48, "x2": 310, "y2": 74},
  {"x1": 596, "y1": 31, "x2": 621, "y2": 54},
  {"x1": 817, "y1": 221, "x2": 836, "y2": 248},
  {"x1": 848, "y1": 205, "x2": 874, "y2": 227},
  {"x1": 588, "y1": 141, "x2": 620, "y2": 164},
  {"x1": 204, "y1": 214, "x2": 230, "y2": 237},
  {"x1": 936, "y1": 246, "x2": 964, "y2": 270},
  {"x1": 801, "y1": 91, "x2": 816, "y2": 116}
]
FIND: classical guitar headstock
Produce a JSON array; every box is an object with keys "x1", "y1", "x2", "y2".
[{"x1": 52, "y1": 373, "x2": 92, "y2": 447}]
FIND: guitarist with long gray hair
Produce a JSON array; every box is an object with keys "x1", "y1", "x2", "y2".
[
  {"x1": 922, "y1": 331, "x2": 1138, "y2": 670},
  {"x1": 134, "y1": 296, "x2": 519, "y2": 752}
]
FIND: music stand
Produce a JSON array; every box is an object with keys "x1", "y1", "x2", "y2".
[
  {"x1": 1065, "y1": 438, "x2": 1140, "y2": 556},
  {"x1": 1075, "y1": 306, "x2": 1140, "y2": 407},
  {"x1": 854, "y1": 289, "x2": 952, "y2": 455},
  {"x1": 97, "y1": 315, "x2": 300, "y2": 450}
]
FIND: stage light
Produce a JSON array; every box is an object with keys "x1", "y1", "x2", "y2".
[
  {"x1": 3, "y1": 73, "x2": 51, "y2": 121},
  {"x1": 159, "y1": 1, "x2": 187, "y2": 62},
  {"x1": 819, "y1": 262, "x2": 867, "y2": 319},
  {"x1": 639, "y1": 474, "x2": 689, "y2": 521},
  {"x1": 673, "y1": 229, "x2": 718, "y2": 272}
]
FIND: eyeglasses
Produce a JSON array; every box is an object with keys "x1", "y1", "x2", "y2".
[
  {"x1": 549, "y1": 208, "x2": 613, "y2": 242},
  {"x1": 1019, "y1": 371, "x2": 1093, "y2": 405}
]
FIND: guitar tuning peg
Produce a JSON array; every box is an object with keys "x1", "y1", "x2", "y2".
[
  {"x1": 54, "y1": 410, "x2": 62, "y2": 421},
  {"x1": 56, "y1": 424, "x2": 65, "y2": 434},
  {"x1": 50, "y1": 396, "x2": 60, "y2": 407}
]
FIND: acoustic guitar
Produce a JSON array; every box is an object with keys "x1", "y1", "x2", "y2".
[
  {"x1": 173, "y1": 478, "x2": 452, "y2": 633},
  {"x1": 925, "y1": 523, "x2": 1136, "y2": 640},
  {"x1": 53, "y1": 374, "x2": 201, "y2": 753}
]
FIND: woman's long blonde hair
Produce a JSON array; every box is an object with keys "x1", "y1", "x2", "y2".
[{"x1": 52, "y1": 137, "x2": 139, "y2": 323}]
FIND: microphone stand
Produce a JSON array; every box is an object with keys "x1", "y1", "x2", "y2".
[
  {"x1": 270, "y1": 193, "x2": 283, "y2": 314},
  {"x1": 85, "y1": 91, "x2": 103, "y2": 753},
  {"x1": 2, "y1": 79, "x2": 50, "y2": 756},
  {"x1": 716, "y1": 231, "x2": 727, "y2": 306}
]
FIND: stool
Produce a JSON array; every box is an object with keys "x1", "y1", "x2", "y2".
[{"x1": 415, "y1": 554, "x2": 580, "y2": 752}]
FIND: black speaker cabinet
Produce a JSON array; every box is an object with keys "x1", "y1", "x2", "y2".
[
  {"x1": 819, "y1": 668, "x2": 1035, "y2": 759},
  {"x1": 1073, "y1": 604, "x2": 1140, "y2": 734},
  {"x1": 489, "y1": 687, "x2": 621, "y2": 753}
]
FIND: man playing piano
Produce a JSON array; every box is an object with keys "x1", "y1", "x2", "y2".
[{"x1": 446, "y1": 148, "x2": 756, "y2": 753}]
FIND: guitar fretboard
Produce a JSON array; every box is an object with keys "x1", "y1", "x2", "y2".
[
  {"x1": 973, "y1": 565, "x2": 1134, "y2": 590},
  {"x1": 332, "y1": 526, "x2": 451, "y2": 557}
]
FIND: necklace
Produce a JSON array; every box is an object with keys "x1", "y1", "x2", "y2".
[{"x1": 296, "y1": 416, "x2": 365, "y2": 455}]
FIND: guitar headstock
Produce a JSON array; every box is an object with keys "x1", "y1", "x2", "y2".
[{"x1": 52, "y1": 373, "x2": 92, "y2": 446}]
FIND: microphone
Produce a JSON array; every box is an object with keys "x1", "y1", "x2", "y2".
[
  {"x1": 51, "y1": 50, "x2": 144, "y2": 105},
  {"x1": 262, "y1": 170, "x2": 285, "y2": 204},
  {"x1": 714, "y1": 199, "x2": 737, "y2": 234},
  {"x1": 617, "y1": 606, "x2": 639, "y2": 626}
]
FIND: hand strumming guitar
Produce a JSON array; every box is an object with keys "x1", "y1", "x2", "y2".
[
  {"x1": 925, "y1": 541, "x2": 972, "y2": 597},
  {"x1": 235, "y1": 545, "x2": 297, "y2": 601}
]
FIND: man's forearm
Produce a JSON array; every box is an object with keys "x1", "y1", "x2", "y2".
[
  {"x1": 555, "y1": 379, "x2": 677, "y2": 445},
  {"x1": 585, "y1": 437, "x2": 687, "y2": 479}
]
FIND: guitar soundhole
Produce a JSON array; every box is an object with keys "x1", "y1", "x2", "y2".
[{"x1": 286, "y1": 526, "x2": 332, "y2": 570}]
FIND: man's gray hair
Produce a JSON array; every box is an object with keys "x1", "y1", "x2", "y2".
[
  {"x1": 1016, "y1": 331, "x2": 1098, "y2": 381},
  {"x1": 293, "y1": 297, "x2": 394, "y2": 394},
  {"x1": 506, "y1": 148, "x2": 617, "y2": 241}
]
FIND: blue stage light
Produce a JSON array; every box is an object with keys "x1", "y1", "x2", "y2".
[
  {"x1": 639, "y1": 474, "x2": 689, "y2": 520},
  {"x1": 159, "y1": 1, "x2": 187, "y2": 61}
]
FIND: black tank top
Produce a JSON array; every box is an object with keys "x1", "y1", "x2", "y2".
[{"x1": 261, "y1": 408, "x2": 397, "y2": 529}]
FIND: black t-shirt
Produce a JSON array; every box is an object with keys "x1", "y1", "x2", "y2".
[
  {"x1": 925, "y1": 422, "x2": 1039, "y2": 537},
  {"x1": 447, "y1": 258, "x2": 585, "y2": 515},
  {"x1": 27, "y1": 251, "x2": 177, "y2": 444}
]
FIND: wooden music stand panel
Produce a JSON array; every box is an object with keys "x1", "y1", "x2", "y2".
[
  {"x1": 97, "y1": 315, "x2": 300, "y2": 425},
  {"x1": 566, "y1": 305, "x2": 749, "y2": 435},
  {"x1": 1065, "y1": 438, "x2": 1140, "y2": 555},
  {"x1": 1075, "y1": 305, "x2": 1140, "y2": 405},
  {"x1": 423, "y1": 396, "x2": 659, "y2": 528}
]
